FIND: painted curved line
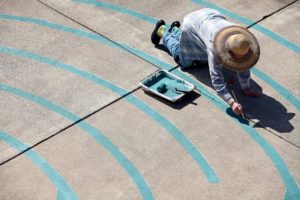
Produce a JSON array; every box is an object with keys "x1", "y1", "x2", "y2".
[
  {"x1": 251, "y1": 68, "x2": 300, "y2": 111},
  {"x1": 0, "y1": 84, "x2": 154, "y2": 200},
  {"x1": 1, "y1": 13, "x2": 299, "y2": 197},
  {"x1": 191, "y1": 0, "x2": 300, "y2": 54},
  {"x1": 0, "y1": 131, "x2": 78, "y2": 200},
  {"x1": 169, "y1": 70, "x2": 300, "y2": 200},
  {"x1": 73, "y1": 0, "x2": 157, "y2": 24},
  {"x1": 70, "y1": 0, "x2": 300, "y2": 111},
  {"x1": 0, "y1": 45, "x2": 218, "y2": 183}
]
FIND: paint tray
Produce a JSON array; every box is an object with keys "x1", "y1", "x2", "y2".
[{"x1": 140, "y1": 69, "x2": 195, "y2": 102}]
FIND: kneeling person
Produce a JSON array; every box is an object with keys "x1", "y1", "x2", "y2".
[{"x1": 151, "y1": 8, "x2": 261, "y2": 115}]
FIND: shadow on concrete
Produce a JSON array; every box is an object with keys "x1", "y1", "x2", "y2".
[
  {"x1": 142, "y1": 89, "x2": 201, "y2": 110},
  {"x1": 155, "y1": 44, "x2": 172, "y2": 56},
  {"x1": 183, "y1": 63, "x2": 295, "y2": 133}
]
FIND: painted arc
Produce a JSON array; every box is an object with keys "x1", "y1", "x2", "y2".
[
  {"x1": 0, "y1": 13, "x2": 298, "y2": 111},
  {"x1": 191, "y1": 0, "x2": 300, "y2": 54},
  {"x1": 0, "y1": 131, "x2": 78, "y2": 200},
  {"x1": 0, "y1": 84, "x2": 154, "y2": 200},
  {"x1": 13, "y1": 1, "x2": 300, "y2": 196},
  {"x1": 0, "y1": 45, "x2": 219, "y2": 183},
  {"x1": 73, "y1": 0, "x2": 157, "y2": 24},
  {"x1": 0, "y1": 10, "x2": 299, "y2": 198},
  {"x1": 70, "y1": 0, "x2": 300, "y2": 111},
  {"x1": 115, "y1": 40, "x2": 300, "y2": 200}
]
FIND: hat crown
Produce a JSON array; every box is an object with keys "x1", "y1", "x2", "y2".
[
  {"x1": 213, "y1": 25, "x2": 260, "y2": 72},
  {"x1": 226, "y1": 34, "x2": 250, "y2": 56}
]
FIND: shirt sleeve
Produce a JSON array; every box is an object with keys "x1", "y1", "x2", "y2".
[{"x1": 207, "y1": 48, "x2": 235, "y2": 106}]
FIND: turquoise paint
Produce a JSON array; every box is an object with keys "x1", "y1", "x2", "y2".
[
  {"x1": 142, "y1": 70, "x2": 194, "y2": 101},
  {"x1": 126, "y1": 94, "x2": 219, "y2": 182},
  {"x1": 169, "y1": 70, "x2": 300, "y2": 200},
  {"x1": 74, "y1": 0, "x2": 157, "y2": 24},
  {"x1": 56, "y1": 191, "x2": 64, "y2": 200},
  {"x1": 125, "y1": 40, "x2": 300, "y2": 197},
  {"x1": 0, "y1": 14, "x2": 120, "y2": 49},
  {"x1": 0, "y1": 45, "x2": 218, "y2": 183},
  {"x1": 0, "y1": 10, "x2": 299, "y2": 195},
  {"x1": 119, "y1": 37, "x2": 300, "y2": 200},
  {"x1": 0, "y1": 131, "x2": 78, "y2": 200},
  {"x1": 70, "y1": 0, "x2": 300, "y2": 111},
  {"x1": 0, "y1": 45, "x2": 126, "y2": 96},
  {"x1": 252, "y1": 68, "x2": 300, "y2": 111},
  {"x1": 191, "y1": 0, "x2": 300, "y2": 54},
  {"x1": 0, "y1": 84, "x2": 154, "y2": 200}
]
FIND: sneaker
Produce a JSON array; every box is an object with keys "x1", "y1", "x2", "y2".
[
  {"x1": 151, "y1": 19, "x2": 166, "y2": 45},
  {"x1": 168, "y1": 21, "x2": 180, "y2": 32}
]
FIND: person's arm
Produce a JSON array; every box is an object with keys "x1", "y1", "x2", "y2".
[
  {"x1": 208, "y1": 49, "x2": 234, "y2": 105},
  {"x1": 208, "y1": 49, "x2": 243, "y2": 115}
]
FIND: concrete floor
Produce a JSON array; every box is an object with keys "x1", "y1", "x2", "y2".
[{"x1": 0, "y1": 0, "x2": 299, "y2": 199}]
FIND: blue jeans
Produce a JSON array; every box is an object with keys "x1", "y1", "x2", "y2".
[{"x1": 162, "y1": 27, "x2": 181, "y2": 62}]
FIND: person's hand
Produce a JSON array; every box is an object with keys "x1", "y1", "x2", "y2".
[
  {"x1": 243, "y1": 89, "x2": 261, "y2": 97},
  {"x1": 231, "y1": 102, "x2": 243, "y2": 115}
]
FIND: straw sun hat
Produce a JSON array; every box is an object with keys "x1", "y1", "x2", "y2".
[{"x1": 213, "y1": 25, "x2": 260, "y2": 72}]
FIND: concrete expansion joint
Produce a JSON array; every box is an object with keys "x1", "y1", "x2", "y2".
[
  {"x1": 247, "y1": 0, "x2": 299, "y2": 29},
  {"x1": 0, "y1": 86, "x2": 141, "y2": 166},
  {"x1": 35, "y1": 0, "x2": 175, "y2": 72},
  {"x1": 249, "y1": 119, "x2": 300, "y2": 149},
  {"x1": 33, "y1": 0, "x2": 300, "y2": 152}
]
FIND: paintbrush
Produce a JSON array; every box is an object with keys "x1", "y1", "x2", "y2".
[{"x1": 231, "y1": 90, "x2": 245, "y2": 119}]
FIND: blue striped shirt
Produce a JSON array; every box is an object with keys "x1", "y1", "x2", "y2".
[{"x1": 179, "y1": 8, "x2": 251, "y2": 105}]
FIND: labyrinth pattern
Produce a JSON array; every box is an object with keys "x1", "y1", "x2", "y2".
[{"x1": 0, "y1": 0, "x2": 299, "y2": 200}]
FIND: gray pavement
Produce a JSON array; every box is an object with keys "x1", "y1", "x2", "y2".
[{"x1": 1, "y1": 0, "x2": 299, "y2": 200}]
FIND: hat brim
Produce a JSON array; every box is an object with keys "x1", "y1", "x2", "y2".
[{"x1": 213, "y1": 26, "x2": 260, "y2": 72}]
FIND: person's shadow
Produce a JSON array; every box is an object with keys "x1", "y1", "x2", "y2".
[{"x1": 183, "y1": 63, "x2": 295, "y2": 133}]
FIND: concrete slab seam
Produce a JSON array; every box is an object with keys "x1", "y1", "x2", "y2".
[
  {"x1": 246, "y1": 0, "x2": 298, "y2": 29},
  {"x1": 191, "y1": 0, "x2": 300, "y2": 54},
  {"x1": 32, "y1": 2, "x2": 300, "y2": 197},
  {"x1": 0, "y1": 45, "x2": 219, "y2": 183},
  {"x1": 69, "y1": 0, "x2": 300, "y2": 111},
  {"x1": 123, "y1": 43, "x2": 300, "y2": 199},
  {"x1": 1, "y1": 6, "x2": 298, "y2": 197},
  {"x1": 0, "y1": 131, "x2": 78, "y2": 200},
  {"x1": 1, "y1": 10, "x2": 298, "y2": 192},
  {"x1": 2, "y1": 12, "x2": 298, "y2": 113},
  {"x1": 166, "y1": 68, "x2": 300, "y2": 199},
  {"x1": 0, "y1": 84, "x2": 154, "y2": 200}
]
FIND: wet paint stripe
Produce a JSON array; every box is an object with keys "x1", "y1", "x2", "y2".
[
  {"x1": 74, "y1": 0, "x2": 300, "y2": 54},
  {"x1": 191, "y1": 0, "x2": 300, "y2": 54},
  {"x1": 168, "y1": 70, "x2": 300, "y2": 200},
  {"x1": 56, "y1": 191, "x2": 65, "y2": 200},
  {"x1": 0, "y1": 11, "x2": 294, "y2": 189},
  {"x1": 0, "y1": 131, "x2": 78, "y2": 200},
  {"x1": 0, "y1": 14, "x2": 120, "y2": 49},
  {"x1": 252, "y1": 68, "x2": 300, "y2": 111},
  {"x1": 1, "y1": 12, "x2": 298, "y2": 188},
  {"x1": 1, "y1": 13, "x2": 298, "y2": 111},
  {"x1": 34, "y1": 1, "x2": 299, "y2": 194},
  {"x1": 0, "y1": 84, "x2": 154, "y2": 200},
  {"x1": 73, "y1": 0, "x2": 157, "y2": 24},
  {"x1": 69, "y1": 1, "x2": 300, "y2": 111},
  {"x1": 0, "y1": 45, "x2": 218, "y2": 183},
  {"x1": 0, "y1": 13, "x2": 298, "y2": 192},
  {"x1": 119, "y1": 42, "x2": 300, "y2": 200},
  {"x1": 105, "y1": 35, "x2": 300, "y2": 200}
]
